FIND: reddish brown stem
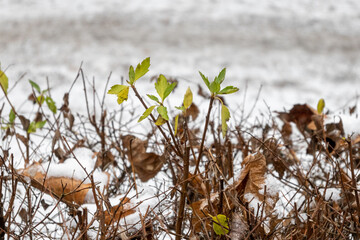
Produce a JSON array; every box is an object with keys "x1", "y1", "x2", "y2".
[{"x1": 194, "y1": 96, "x2": 214, "y2": 175}]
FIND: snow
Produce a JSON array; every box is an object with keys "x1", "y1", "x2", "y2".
[
  {"x1": 1, "y1": 0, "x2": 360, "y2": 238},
  {"x1": 326, "y1": 114, "x2": 360, "y2": 138},
  {"x1": 319, "y1": 188, "x2": 341, "y2": 202}
]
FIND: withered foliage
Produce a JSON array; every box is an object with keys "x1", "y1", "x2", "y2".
[{"x1": 1, "y1": 72, "x2": 359, "y2": 240}]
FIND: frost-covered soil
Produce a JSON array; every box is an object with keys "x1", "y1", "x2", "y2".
[{"x1": 1, "y1": 0, "x2": 360, "y2": 239}]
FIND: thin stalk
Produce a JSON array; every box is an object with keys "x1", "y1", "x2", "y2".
[
  {"x1": 348, "y1": 138, "x2": 360, "y2": 225},
  {"x1": 175, "y1": 147, "x2": 190, "y2": 240},
  {"x1": 194, "y1": 96, "x2": 214, "y2": 174},
  {"x1": 131, "y1": 85, "x2": 182, "y2": 157}
]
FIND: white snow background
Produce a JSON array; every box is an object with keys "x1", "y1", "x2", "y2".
[{"x1": 1, "y1": 0, "x2": 360, "y2": 239}]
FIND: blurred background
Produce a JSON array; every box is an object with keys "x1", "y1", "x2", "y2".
[{"x1": 1, "y1": 0, "x2": 360, "y2": 113}]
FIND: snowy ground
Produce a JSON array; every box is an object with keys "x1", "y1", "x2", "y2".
[
  {"x1": 1, "y1": 0, "x2": 360, "y2": 238},
  {"x1": 1, "y1": 0, "x2": 360, "y2": 114}
]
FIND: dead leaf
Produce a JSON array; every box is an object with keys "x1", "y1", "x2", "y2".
[
  {"x1": 54, "y1": 147, "x2": 66, "y2": 162},
  {"x1": 16, "y1": 133, "x2": 28, "y2": 147},
  {"x1": 19, "y1": 208, "x2": 28, "y2": 222},
  {"x1": 235, "y1": 153, "x2": 266, "y2": 198},
  {"x1": 19, "y1": 162, "x2": 102, "y2": 205},
  {"x1": 122, "y1": 135, "x2": 165, "y2": 181},
  {"x1": 96, "y1": 150, "x2": 115, "y2": 169},
  {"x1": 18, "y1": 115, "x2": 30, "y2": 132},
  {"x1": 34, "y1": 111, "x2": 42, "y2": 123},
  {"x1": 190, "y1": 193, "x2": 220, "y2": 233},
  {"x1": 184, "y1": 103, "x2": 200, "y2": 121},
  {"x1": 278, "y1": 104, "x2": 318, "y2": 132},
  {"x1": 104, "y1": 197, "x2": 136, "y2": 225}
]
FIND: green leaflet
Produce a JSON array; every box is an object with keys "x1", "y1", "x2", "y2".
[
  {"x1": 36, "y1": 120, "x2": 47, "y2": 129},
  {"x1": 157, "y1": 106, "x2": 169, "y2": 121},
  {"x1": 215, "y1": 68, "x2": 226, "y2": 85},
  {"x1": 199, "y1": 71, "x2": 210, "y2": 90},
  {"x1": 155, "y1": 75, "x2": 176, "y2": 102},
  {"x1": 9, "y1": 109, "x2": 15, "y2": 124},
  {"x1": 147, "y1": 94, "x2": 159, "y2": 103},
  {"x1": 27, "y1": 122, "x2": 37, "y2": 133},
  {"x1": 129, "y1": 65, "x2": 135, "y2": 84},
  {"x1": 134, "y1": 57, "x2": 150, "y2": 82},
  {"x1": 138, "y1": 105, "x2": 156, "y2": 122},
  {"x1": 155, "y1": 116, "x2": 166, "y2": 126},
  {"x1": 221, "y1": 104, "x2": 230, "y2": 138},
  {"x1": 174, "y1": 115, "x2": 179, "y2": 135},
  {"x1": 210, "y1": 81, "x2": 220, "y2": 94},
  {"x1": 29, "y1": 80, "x2": 41, "y2": 93},
  {"x1": 317, "y1": 98, "x2": 325, "y2": 114},
  {"x1": 107, "y1": 85, "x2": 129, "y2": 104},
  {"x1": 183, "y1": 87, "x2": 193, "y2": 109},
  {"x1": 28, "y1": 120, "x2": 47, "y2": 133},
  {"x1": 218, "y1": 86, "x2": 239, "y2": 95},
  {"x1": 45, "y1": 96, "x2": 57, "y2": 114},
  {"x1": 0, "y1": 70, "x2": 9, "y2": 94},
  {"x1": 212, "y1": 214, "x2": 229, "y2": 235},
  {"x1": 37, "y1": 95, "x2": 45, "y2": 105}
]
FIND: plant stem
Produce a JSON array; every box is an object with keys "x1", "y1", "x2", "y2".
[
  {"x1": 348, "y1": 138, "x2": 360, "y2": 224},
  {"x1": 131, "y1": 85, "x2": 182, "y2": 157},
  {"x1": 175, "y1": 147, "x2": 190, "y2": 240},
  {"x1": 194, "y1": 96, "x2": 214, "y2": 175}
]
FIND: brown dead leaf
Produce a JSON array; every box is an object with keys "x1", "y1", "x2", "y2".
[
  {"x1": 104, "y1": 197, "x2": 136, "y2": 225},
  {"x1": 278, "y1": 104, "x2": 318, "y2": 132},
  {"x1": 18, "y1": 115, "x2": 30, "y2": 132},
  {"x1": 54, "y1": 147, "x2": 66, "y2": 162},
  {"x1": 95, "y1": 150, "x2": 115, "y2": 169},
  {"x1": 16, "y1": 133, "x2": 28, "y2": 147},
  {"x1": 190, "y1": 193, "x2": 219, "y2": 233},
  {"x1": 184, "y1": 103, "x2": 200, "y2": 121},
  {"x1": 232, "y1": 152, "x2": 279, "y2": 220},
  {"x1": 235, "y1": 153, "x2": 266, "y2": 199},
  {"x1": 187, "y1": 173, "x2": 207, "y2": 201},
  {"x1": 122, "y1": 135, "x2": 165, "y2": 182},
  {"x1": 19, "y1": 208, "x2": 28, "y2": 222},
  {"x1": 20, "y1": 162, "x2": 98, "y2": 205}
]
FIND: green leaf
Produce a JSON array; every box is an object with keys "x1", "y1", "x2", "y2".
[
  {"x1": 108, "y1": 84, "x2": 127, "y2": 94},
  {"x1": 317, "y1": 98, "x2": 325, "y2": 114},
  {"x1": 157, "y1": 106, "x2": 169, "y2": 121},
  {"x1": 108, "y1": 85, "x2": 129, "y2": 104},
  {"x1": 28, "y1": 122, "x2": 37, "y2": 133},
  {"x1": 174, "y1": 115, "x2": 179, "y2": 135},
  {"x1": 199, "y1": 71, "x2": 210, "y2": 89},
  {"x1": 175, "y1": 106, "x2": 186, "y2": 111},
  {"x1": 155, "y1": 116, "x2": 166, "y2": 126},
  {"x1": 45, "y1": 96, "x2": 57, "y2": 114},
  {"x1": 0, "y1": 70, "x2": 9, "y2": 94},
  {"x1": 215, "y1": 68, "x2": 226, "y2": 84},
  {"x1": 163, "y1": 82, "x2": 177, "y2": 100},
  {"x1": 29, "y1": 80, "x2": 41, "y2": 93},
  {"x1": 37, "y1": 95, "x2": 45, "y2": 105},
  {"x1": 138, "y1": 105, "x2": 156, "y2": 122},
  {"x1": 209, "y1": 81, "x2": 220, "y2": 94},
  {"x1": 129, "y1": 65, "x2": 135, "y2": 84},
  {"x1": 155, "y1": 74, "x2": 169, "y2": 101},
  {"x1": 183, "y1": 87, "x2": 193, "y2": 109},
  {"x1": 35, "y1": 120, "x2": 47, "y2": 129},
  {"x1": 9, "y1": 109, "x2": 15, "y2": 124},
  {"x1": 147, "y1": 94, "x2": 159, "y2": 103},
  {"x1": 221, "y1": 104, "x2": 230, "y2": 138},
  {"x1": 134, "y1": 57, "x2": 150, "y2": 82},
  {"x1": 212, "y1": 214, "x2": 229, "y2": 235},
  {"x1": 218, "y1": 86, "x2": 239, "y2": 95}
]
